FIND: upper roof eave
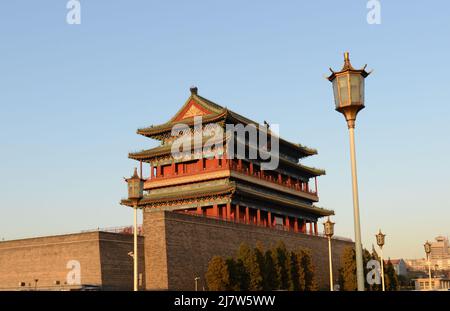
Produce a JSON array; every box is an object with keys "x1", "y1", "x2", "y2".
[{"x1": 135, "y1": 89, "x2": 318, "y2": 157}]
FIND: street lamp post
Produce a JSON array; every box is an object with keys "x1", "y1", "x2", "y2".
[
  {"x1": 375, "y1": 230, "x2": 386, "y2": 291},
  {"x1": 195, "y1": 277, "x2": 200, "y2": 291},
  {"x1": 323, "y1": 217, "x2": 335, "y2": 291},
  {"x1": 424, "y1": 241, "x2": 432, "y2": 290},
  {"x1": 126, "y1": 168, "x2": 144, "y2": 291},
  {"x1": 327, "y1": 52, "x2": 371, "y2": 291}
]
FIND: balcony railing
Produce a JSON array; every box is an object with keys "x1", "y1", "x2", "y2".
[
  {"x1": 229, "y1": 162, "x2": 317, "y2": 196},
  {"x1": 145, "y1": 159, "x2": 317, "y2": 197}
]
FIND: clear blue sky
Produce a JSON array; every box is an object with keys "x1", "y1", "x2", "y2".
[{"x1": 0, "y1": 1, "x2": 449, "y2": 259}]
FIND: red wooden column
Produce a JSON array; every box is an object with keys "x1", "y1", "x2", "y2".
[
  {"x1": 236, "y1": 204, "x2": 240, "y2": 223},
  {"x1": 226, "y1": 203, "x2": 231, "y2": 220},
  {"x1": 171, "y1": 162, "x2": 176, "y2": 176},
  {"x1": 278, "y1": 173, "x2": 282, "y2": 184},
  {"x1": 257, "y1": 209, "x2": 261, "y2": 225},
  {"x1": 285, "y1": 216, "x2": 290, "y2": 231},
  {"x1": 249, "y1": 162, "x2": 254, "y2": 175},
  {"x1": 294, "y1": 218, "x2": 299, "y2": 232},
  {"x1": 221, "y1": 205, "x2": 227, "y2": 220},
  {"x1": 197, "y1": 158, "x2": 203, "y2": 171},
  {"x1": 309, "y1": 222, "x2": 313, "y2": 235},
  {"x1": 302, "y1": 220, "x2": 307, "y2": 233},
  {"x1": 156, "y1": 165, "x2": 162, "y2": 177},
  {"x1": 267, "y1": 211, "x2": 272, "y2": 228},
  {"x1": 314, "y1": 222, "x2": 318, "y2": 235},
  {"x1": 238, "y1": 159, "x2": 243, "y2": 170},
  {"x1": 140, "y1": 161, "x2": 143, "y2": 178},
  {"x1": 214, "y1": 156, "x2": 220, "y2": 168},
  {"x1": 213, "y1": 204, "x2": 219, "y2": 217},
  {"x1": 314, "y1": 177, "x2": 318, "y2": 195},
  {"x1": 245, "y1": 206, "x2": 250, "y2": 224},
  {"x1": 150, "y1": 164, "x2": 154, "y2": 178},
  {"x1": 196, "y1": 206, "x2": 202, "y2": 215},
  {"x1": 181, "y1": 162, "x2": 186, "y2": 174}
]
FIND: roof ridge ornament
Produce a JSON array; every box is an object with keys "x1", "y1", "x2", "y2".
[
  {"x1": 190, "y1": 86, "x2": 198, "y2": 95},
  {"x1": 327, "y1": 52, "x2": 371, "y2": 81},
  {"x1": 342, "y1": 51, "x2": 354, "y2": 71}
]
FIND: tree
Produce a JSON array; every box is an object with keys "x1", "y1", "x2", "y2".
[
  {"x1": 226, "y1": 257, "x2": 249, "y2": 291},
  {"x1": 339, "y1": 246, "x2": 389, "y2": 291},
  {"x1": 363, "y1": 248, "x2": 374, "y2": 291},
  {"x1": 297, "y1": 248, "x2": 317, "y2": 291},
  {"x1": 287, "y1": 251, "x2": 302, "y2": 291},
  {"x1": 368, "y1": 248, "x2": 381, "y2": 291},
  {"x1": 271, "y1": 241, "x2": 290, "y2": 290},
  {"x1": 205, "y1": 240, "x2": 318, "y2": 291},
  {"x1": 237, "y1": 243, "x2": 263, "y2": 291},
  {"x1": 262, "y1": 249, "x2": 279, "y2": 290},
  {"x1": 339, "y1": 246, "x2": 357, "y2": 291},
  {"x1": 206, "y1": 256, "x2": 231, "y2": 291},
  {"x1": 384, "y1": 259, "x2": 399, "y2": 291}
]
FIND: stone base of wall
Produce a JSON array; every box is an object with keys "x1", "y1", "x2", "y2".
[{"x1": 144, "y1": 211, "x2": 353, "y2": 290}]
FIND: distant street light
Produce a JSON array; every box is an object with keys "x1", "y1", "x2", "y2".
[
  {"x1": 195, "y1": 277, "x2": 200, "y2": 292},
  {"x1": 323, "y1": 217, "x2": 335, "y2": 291},
  {"x1": 126, "y1": 168, "x2": 144, "y2": 291},
  {"x1": 424, "y1": 241, "x2": 432, "y2": 290},
  {"x1": 434, "y1": 264, "x2": 439, "y2": 287},
  {"x1": 327, "y1": 52, "x2": 371, "y2": 291},
  {"x1": 375, "y1": 229, "x2": 386, "y2": 291}
]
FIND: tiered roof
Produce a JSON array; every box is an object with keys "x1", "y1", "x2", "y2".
[{"x1": 135, "y1": 87, "x2": 318, "y2": 159}]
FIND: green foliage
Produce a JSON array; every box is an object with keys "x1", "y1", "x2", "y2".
[
  {"x1": 271, "y1": 241, "x2": 290, "y2": 290},
  {"x1": 297, "y1": 248, "x2": 317, "y2": 291},
  {"x1": 287, "y1": 251, "x2": 301, "y2": 290},
  {"x1": 339, "y1": 246, "x2": 357, "y2": 291},
  {"x1": 384, "y1": 259, "x2": 399, "y2": 291},
  {"x1": 205, "y1": 241, "x2": 316, "y2": 291},
  {"x1": 262, "y1": 249, "x2": 279, "y2": 290},
  {"x1": 338, "y1": 246, "x2": 400, "y2": 291},
  {"x1": 237, "y1": 243, "x2": 263, "y2": 291},
  {"x1": 205, "y1": 256, "x2": 231, "y2": 291},
  {"x1": 367, "y1": 249, "x2": 381, "y2": 291},
  {"x1": 226, "y1": 257, "x2": 249, "y2": 291}
]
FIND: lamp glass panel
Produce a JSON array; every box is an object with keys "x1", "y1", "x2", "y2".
[
  {"x1": 338, "y1": 75, "x2": 349, "y2": 107},
  {"x1": 350, "y1": 74, "x2": 362, "y2": 104},
  {"x1": 332, "y1": 79, "x2": 339, "y2": 109}
]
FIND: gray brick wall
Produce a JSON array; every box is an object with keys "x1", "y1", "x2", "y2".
[{"x1": 143, "y1": 211, "x2": 353, "y2": 290}]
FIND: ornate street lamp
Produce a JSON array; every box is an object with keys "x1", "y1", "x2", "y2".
[
  {"x1": 327, "y1": 52, "x2": 371, "y2": 291},
  {"x1": 323, "y1": 217, "x2": 335, "y2": 291},
  {"x1": 424, "y1": 241, "x2": 432, "y2": 290},
  {"x1": 375, "y1": 229, "x2": 386, "y2": 291},
  {"x1": 126, "y1": 167, "x2": 144, "y2": 291}
]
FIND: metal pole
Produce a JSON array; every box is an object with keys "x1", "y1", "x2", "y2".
[
  {"x1": 328, "y1": 236, "x2": 333, "y2": 291},
  {"x1": 348, "y1": 127, "x2": 365, "y2": 291},
  {"x1": 428, "y1": 254, "x2": 432, "y2": 290},
  {"x1": 380, "y1": 248, "x2": 385, "y2": 291},
  {"x1": 134, "y1": 206, "x2": 138, "y2": 291}
]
